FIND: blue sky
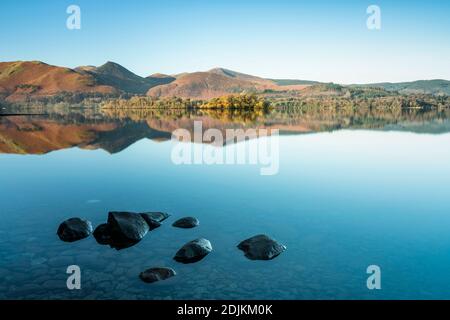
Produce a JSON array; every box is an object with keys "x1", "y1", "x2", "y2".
[{"x1": 0, "y1": 0, "x2": 449, "y2": 83}]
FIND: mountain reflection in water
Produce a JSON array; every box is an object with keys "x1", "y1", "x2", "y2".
[{"x1": 1, "y1": 106, "x2": 449, "y2": 155}]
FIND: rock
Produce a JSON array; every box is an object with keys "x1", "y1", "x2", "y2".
[
  {"x1": 57, "y1": 218, "x2": 93, "y2": 242},
  {"x1": 107, "y1": 212, "x2": 149, "y2": 242},
  {"x1": 145, "y1": 218, "x2": 161, "y2": 231},
  {"x1": 93, "y1": 212, "x2": 149, "y2": 250},
  {"x1": 140, "y1": 212, "x2": 170, "y2": 223},
  {"x1": 237, "y1": 235, "x2": 286, "y2": 260},
  {"x1": 172, "y1": 217, "x2": 199, "y2": 228},
  {"x1": 139, "y1": 267, "x2": 176, "y2": 283},
  {"x1": 93, "y1": 223, "x2": 112, "y2": 245},
  {"x1": 174, "y1": 238, "x2": 212, "y2": 263},
  {"x1": 140, "y1": 214, "x2": 162, "y2": 230}
]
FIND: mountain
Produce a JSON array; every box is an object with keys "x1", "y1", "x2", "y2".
[
  {"x1": 207, "y1": 67, "x2": 275, "y2": 86},
  {"x1": 146, "y1": 73, "x2": 176, "y2": 87},
  {"x1": 78, "y1": 62, "x2": 174, "y2": 94},
  {"x1": 0, "y1": 61, "x2": 117, "y2": 102},
  {"x1": 147, "y1": 68, "x2": 311, "y2": 99},
  {"x1": 147, "y1": 71, "x2": 263, "y2": 99},
  {"x1": 352, "y1": 80, "x2": 450, "y2": 96},
  {"x1": 0, "y1": 61, "x2": 177, "y2": 101}
]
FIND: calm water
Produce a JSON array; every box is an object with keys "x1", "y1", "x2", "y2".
[{"x1": 1, "y1": 109, "x2": 450, "y2": 299}]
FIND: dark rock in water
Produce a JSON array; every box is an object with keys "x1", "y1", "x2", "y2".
[
  {"x1": 93, "y1": 212, "x2": 150, "y2": 250},
  {"x1": 93, "y1": 223, "x2": 112, "y2": 245},
  {"x1": 142, "y1": 218, "x2": 161, "y2": 231},
  {"x1": 93, "y1": 212, "x2": 167, "y2": 250},
  {"x1": 107, "y1": 212, "x2": 149, "y2": 242},
  {"x1": 57, "y1": 218, "x2": 93, "y2": 242},
  {"x1": 140, "y1": 213, "x2": 164, "y2": 230},
  {"x1": 237, "y1": 235, "x2": 286, "y2": 260},
  {"x1": 172, "y1": 217, "x2": 199, "y2": 229},
  {"x1": 139, "y1": 267, "x2": 176, "y2": 283},
  {"x1": 140, "y1": 212, "x2": 170, "y2": 223},
  {"x1": 174, "y1": 238, "x2": 212, "y2": 263}
]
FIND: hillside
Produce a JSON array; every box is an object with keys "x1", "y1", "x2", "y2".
[
  {"x1": 0, "y1": 61, "x2": 117, "y2": 102},
  {"x1": 78, "y1": 62, "x2": 174, "y2": 94},
  {"x1": 0, "y1": 61, "x2": 177, "y2": 102},
  {"x1": 147, "y1": 71, "x2": 265, "y2": 99},
  {"x1": 147, "y1": 73, "x2": 176, "y2": 82},
  {"x1": 208, "y1": 67, "x2": 275, "y2": 86},
  {"x1": 147, "y1": 68, "x2": 311, "y2": 99},
  {"x1": 352, "y1": 80, "x2": 450, "y2": 96}
]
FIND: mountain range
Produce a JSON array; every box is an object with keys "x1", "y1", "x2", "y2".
[{"x1": 1, "y1": 60, "x2": 449, "y2": 102}]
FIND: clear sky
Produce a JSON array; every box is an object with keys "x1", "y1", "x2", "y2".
[{"x1": 1, "y1": 0, "x2": 449, "y2": 83}]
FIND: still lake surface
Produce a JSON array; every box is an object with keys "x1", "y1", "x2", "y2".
[{"x1": 1, "y1": 108, "x2": 450, "y2": 299}]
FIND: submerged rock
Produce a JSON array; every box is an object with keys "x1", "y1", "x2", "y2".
[
  {"x1": 140, "y1": 213, "x2": 164, "y2": 231},
  {"x1": 174, "y1": 238, "x2": 212, "y2": 263},
  {"x1": 140, "y1": 212, "x2": 170, "y2": 223},
  {"x1": 93, "y1": 223, "x2": 112, "y2": 245},
  {"x1": 57, "y1": 218, "x2": 93, "y2": 242},
  {"x1": 172, "y1": 217, "x2": 199, "y2": 229},
  {"x1": 237, "y1": 235, "x2": 286, "y2": 260},
  {"x1": 93, "y1": 212, "x2": 149, "y2": 250},
  {"x1": 142, "y1": 218, "x2": 161, "y2": 231},
  {"x1": 107, "y1": 212, "x2": 149, "y2": 242},
  {"x1": 139, "y1": 267, "x2": 176, "y2": 283}
]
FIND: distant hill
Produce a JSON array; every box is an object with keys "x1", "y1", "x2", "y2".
[
  {"x1": 269, "y1": 79, "x2": 321, "y2": 86},
  {"x1": 208, "y1": 68, "x2": 275, "y2": 86},
  {"x1": 85, "y1": 61, "x2": 149, "y2": 94},
  {"x1": 352, "y1": 80, "x2": 450, "y2": 96},
  {"x1": 147, "y1": 73, "x2": 176, "y2": 80},
  {"x1": 299, "y1": 83, "x2": 347, "y2": 96},
  {"x1": 147, "y1": 71, "x2": 263, "y2": 99},
  {"x1": 79, "y1": 62, "x2": 174, "y2": 95},
  {"x1": 147, "y1": 68, "x2": 311, "y2": 99},
  {"x1": 0, "y1": 61, "x2": 117, "y2": 102},
  {"x1": 146, "y1": 73, "x2": 176, "y2": 87}
]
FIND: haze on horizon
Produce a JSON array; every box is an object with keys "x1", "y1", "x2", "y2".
[{"x1": 0, "y1": 0, "x2": 449, "y2": 84}]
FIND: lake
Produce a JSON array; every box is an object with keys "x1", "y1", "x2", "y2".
[{"x1": 1, "y1": 107, "x2": 450, "y2": 299}]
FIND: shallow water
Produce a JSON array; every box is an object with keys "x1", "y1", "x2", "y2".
[{"x1": 1, "y1": 110, "x2": 450, "y2": 299}]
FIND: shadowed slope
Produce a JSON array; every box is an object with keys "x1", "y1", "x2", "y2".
[{"x1": 79, "y1": 62, "x2": 175, "y2": 95}]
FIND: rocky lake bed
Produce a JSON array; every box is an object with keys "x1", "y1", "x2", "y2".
[{"x1": 55, "y1": 211, "x2": 286, "y2": 287}]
